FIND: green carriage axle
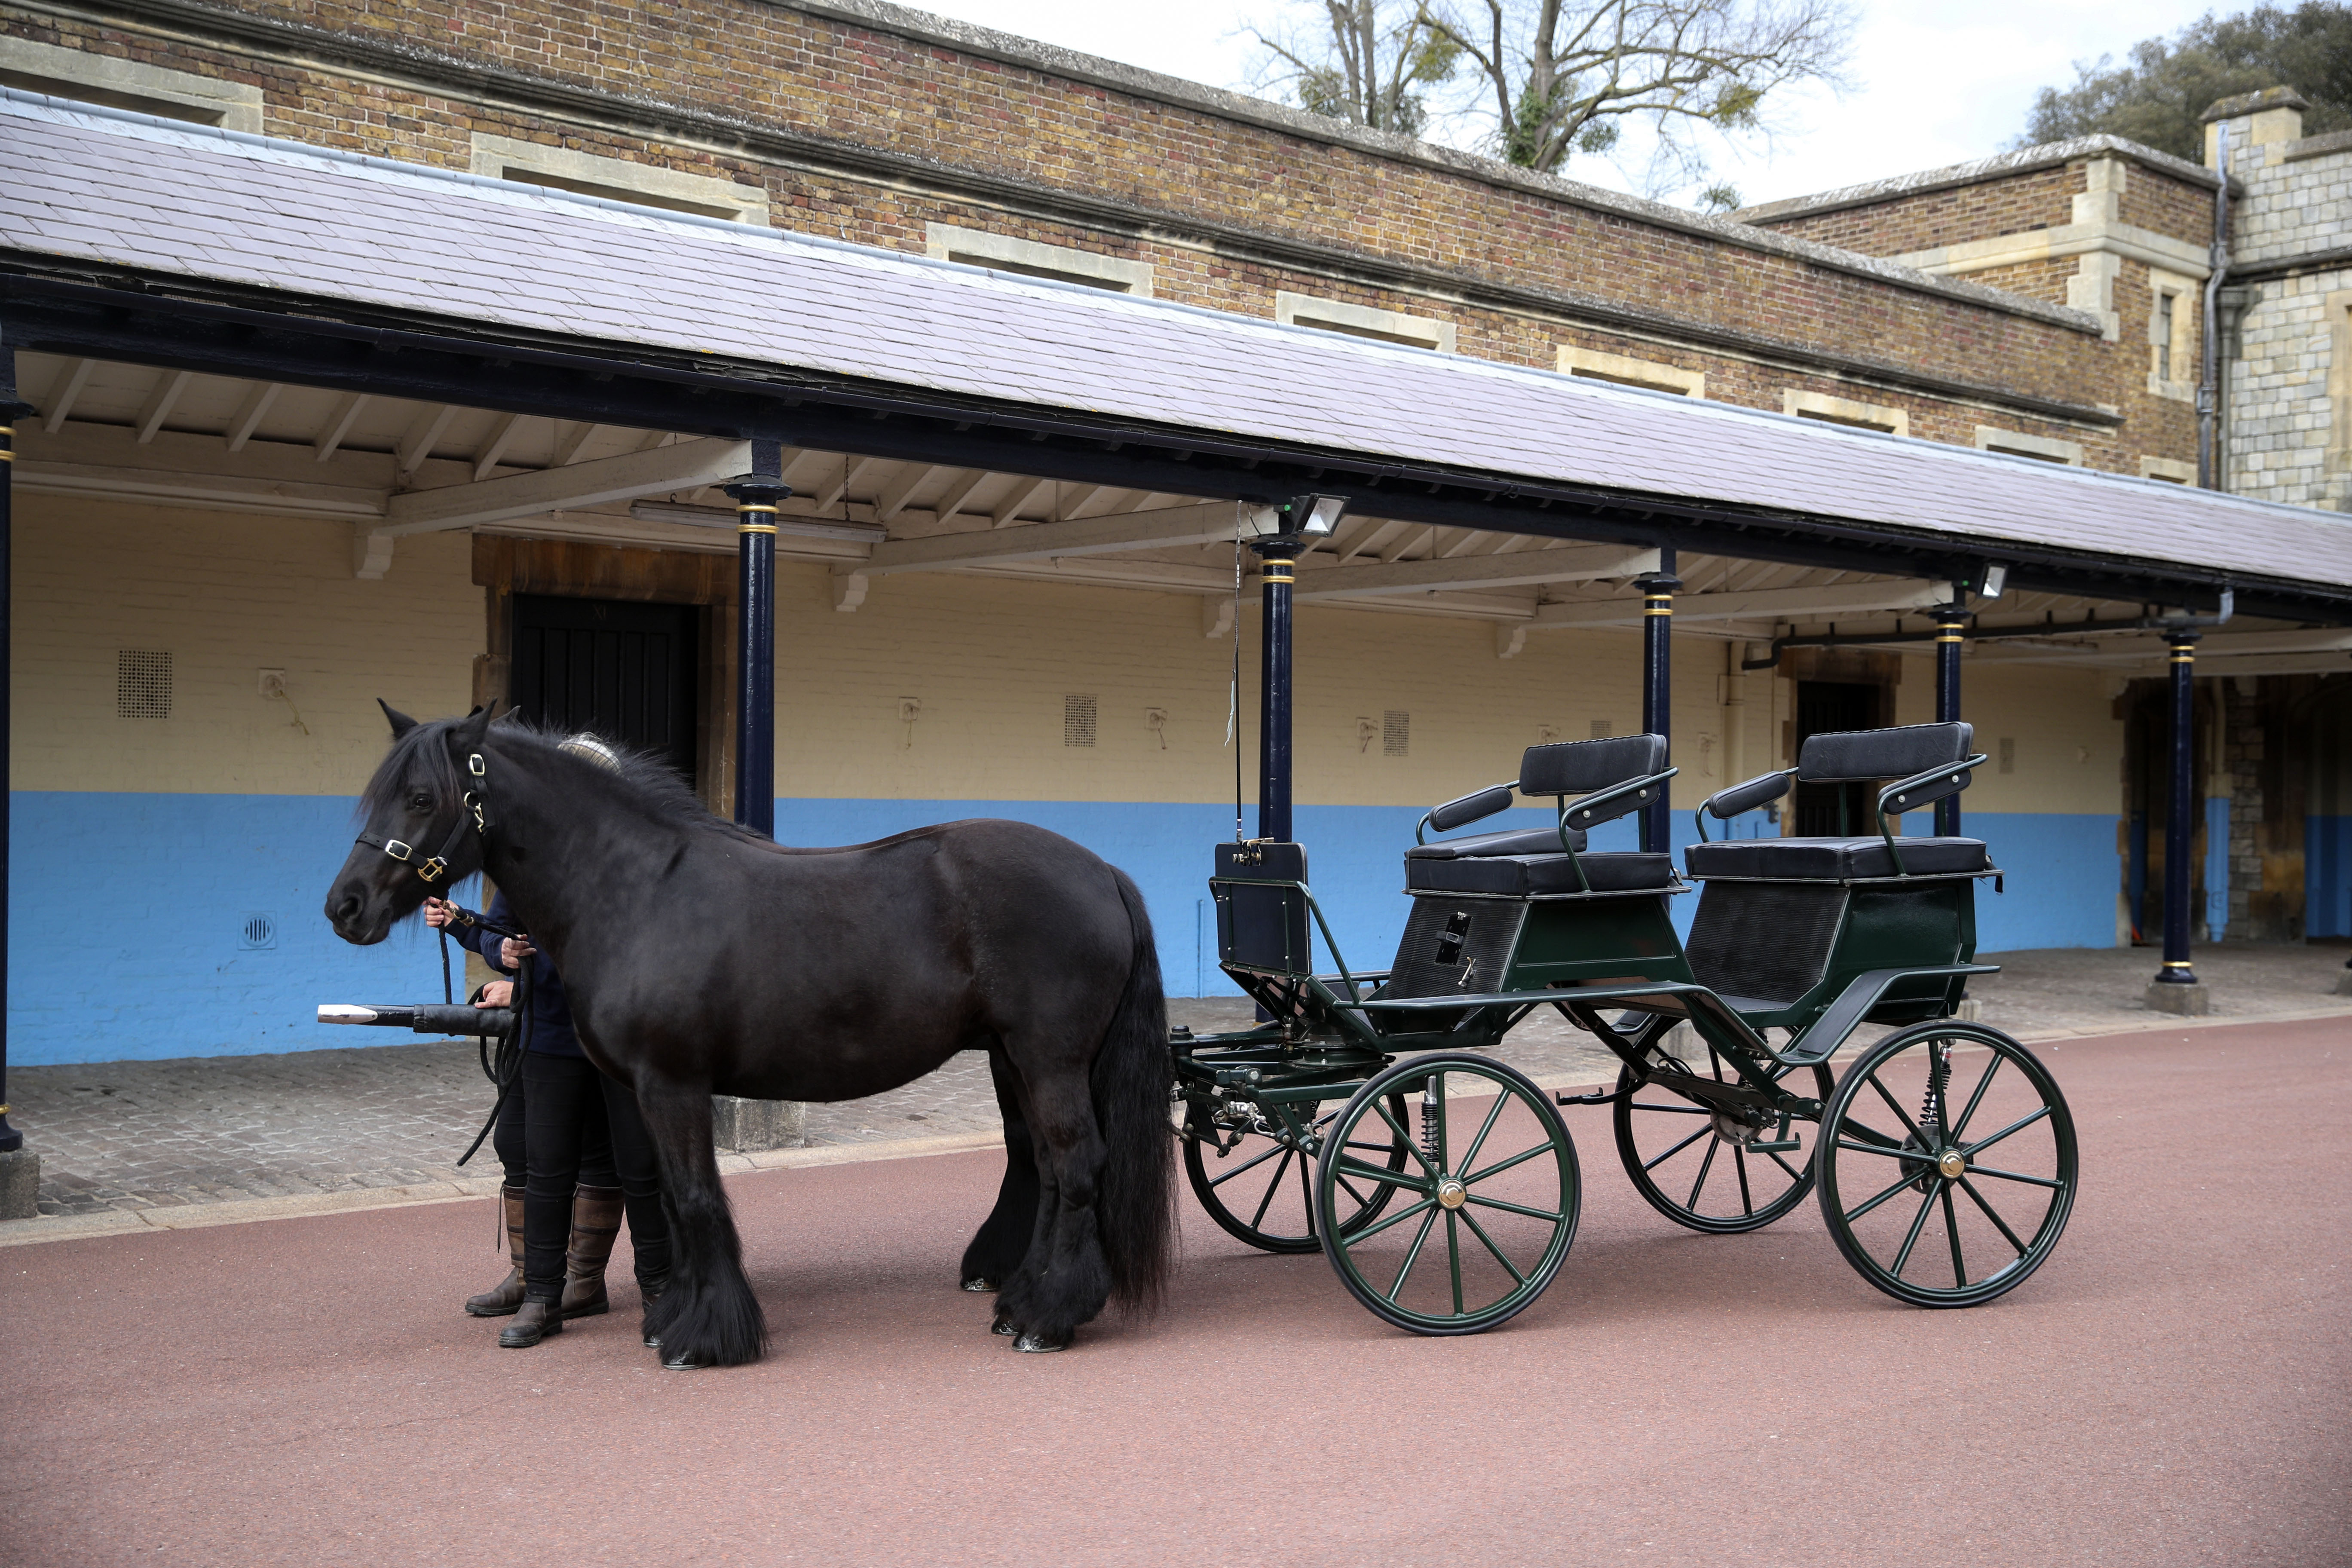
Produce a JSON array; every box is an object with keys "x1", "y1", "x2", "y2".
[{"x1": 1170, "y1": 722, "x2": 2079, "y2": 1336}]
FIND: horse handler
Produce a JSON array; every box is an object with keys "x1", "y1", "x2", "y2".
[{"x1": 426, "y1": 893, "x2": 672, "y2": 1348}]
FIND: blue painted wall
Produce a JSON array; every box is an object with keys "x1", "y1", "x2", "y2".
[
  {"x1": 2308, "y1": 815, "x2": 2352, "y2": 938},
  {"x1": 9, "y1": 791, "x2": 2122, "y2": 1063}
]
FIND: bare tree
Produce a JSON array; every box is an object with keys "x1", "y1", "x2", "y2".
[
  {"x1": 1418, "y1": 0, "x2": 1852, "y2": 176},
  {"x1": 1246, "y1": 1, "x2": 1464, "y2": 138}
]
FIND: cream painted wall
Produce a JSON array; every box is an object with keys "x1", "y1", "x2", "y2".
[
  {"x1": 11, "y1": 497, "x2": 481, "y2": 794},
  {"x1": 770, "y1": 563, "x2": 1727, "y2": 806}
]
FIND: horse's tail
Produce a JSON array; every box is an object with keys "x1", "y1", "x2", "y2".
[{"x1": 1091, "y1": 867, "x2": 1176, "y2": 1313}]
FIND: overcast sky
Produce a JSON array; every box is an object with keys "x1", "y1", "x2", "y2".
[{"x1": 898, "y1": 0, "x2": 2220, "y2": 207}]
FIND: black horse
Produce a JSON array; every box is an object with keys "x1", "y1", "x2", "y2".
[{"x1": 325, "y1": 704, "x2": 1175, "y2": 1367}]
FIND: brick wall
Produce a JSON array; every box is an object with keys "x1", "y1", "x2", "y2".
[{"x1": 1759, "y1": 165, "x2": 2082, "y2": 255}]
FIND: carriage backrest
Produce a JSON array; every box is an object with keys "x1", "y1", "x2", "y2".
[
  {"x1": 1212, "y1": 841, "x2": 1313, "y2": 975},
  {"x1": 1796, "y1": 722, "x2": 1972, "y2": 784},
  {"x1": 1518, "y1": 734, "x2": 1668, "y2": 797}
]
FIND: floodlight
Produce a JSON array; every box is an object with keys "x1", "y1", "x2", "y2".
[
  {"x1": 1239, "y1": 493, "x2": 1348, "y2": 541},
  {"x1": 1980, "y1": 563, "x2": 2008, "y2": 599},
  {"x1": 1297, "y1": 494, "x2": 1348, "y2": 536}
]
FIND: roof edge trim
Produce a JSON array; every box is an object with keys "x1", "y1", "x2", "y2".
[{"x1": 1734, "y1": 135, "x2": 2228, "y2": 228}]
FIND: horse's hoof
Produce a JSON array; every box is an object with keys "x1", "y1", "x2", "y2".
[
  {"x1": 961, "y1": 1276, "x2": 999, "y2": 1293},
  {"x1": 643, "y1": 1333, "x2": 660, "y2": 1349},
  {"x1": 990, "y1": 1314, "x2": 1016, "y2": 1336},
  {"x1": 1011, "y1": 1332, "x2": 1068, "y2": 1354},
  {"x1": 661, "y1": 1350, "x2": 707, "y2": 1371}
]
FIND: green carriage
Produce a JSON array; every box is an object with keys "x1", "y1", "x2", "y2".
[{"x1": 1170, "y1": 722, "x2": 2079, "y2": 1335}]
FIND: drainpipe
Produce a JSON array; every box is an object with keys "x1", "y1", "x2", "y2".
[{"x1": 2198, "y1": 122, "x2": 2233, "y2": 490}]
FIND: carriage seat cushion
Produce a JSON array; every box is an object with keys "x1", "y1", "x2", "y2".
[
  {"x1": 1406, "y1": 850, "x2": 1672, "y2": 896},
  {"x1": 1405, "y1": 824, "x2": 1587, "y2": 860},
  {"x1": 1684, "y1": 836, "x2": 1988, "y2": 880}
]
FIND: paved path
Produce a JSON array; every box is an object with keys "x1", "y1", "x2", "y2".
[
  {"x1": 7, "y1": 941, "x2": 2347, "y2": 1223},
  {"x1": 2, "y1": 1017, "x2": 2344, "y2": 1566}
]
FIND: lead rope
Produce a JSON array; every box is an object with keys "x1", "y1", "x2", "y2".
[{"x1": 457, "y1": 946, "x2": 529, "y2": 1170}]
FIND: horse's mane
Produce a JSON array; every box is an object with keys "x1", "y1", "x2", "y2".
[{"x1": 361, "y1": 713, "x2": 763, "y2": 846}]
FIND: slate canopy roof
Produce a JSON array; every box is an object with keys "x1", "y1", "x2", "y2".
[{"x1": 3, "y1": 91, "x2": 2348, "y2": 623}]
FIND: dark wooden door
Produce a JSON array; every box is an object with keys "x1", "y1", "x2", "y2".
[
  {"x1": 509, "y1": 594, "x2": 698, "y2": 786},
  {"x1": 1793, "y1": 680, "x2": 1878, "y2": 837}
]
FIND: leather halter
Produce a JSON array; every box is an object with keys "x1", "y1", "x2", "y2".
[{"x1": 355, "y1": 750, "x2": 491, "y2": 885}]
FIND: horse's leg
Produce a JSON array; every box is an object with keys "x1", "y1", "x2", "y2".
[
  {"x1": 960, "y1": 1047, "x2": 1040, "y2": 1295},
  {"x1": 990, "y1": 1055, "x2": 1111, "y2": 1353},
  {"x1": 631, "y1": 1076, "x2": 769, "y2": 1368}
]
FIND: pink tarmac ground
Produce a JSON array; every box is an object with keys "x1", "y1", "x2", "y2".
[{"x1": 4, "y1": 1018, "x2": 2347, "y2": 1567}]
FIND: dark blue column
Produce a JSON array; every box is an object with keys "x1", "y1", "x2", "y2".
[
  {"x1": 2156, "y1": 630, "x2": 2201, "y2": 986},
  {"x1": 1253, "y1": 539, "x2": 1295, "y2": 842},
  {"x1": 723, "y1": 439, "x2": 787, "y2": 839},
  {"x1": 0, "y1": 362, "x2": 22, "y2": 1159},
  {"x1": 1637, "y1": 550, "x2": 1678, "y2": 854},
  {"x1": 1934, "y1": 606, "x2": 1967, "y2": 838}
]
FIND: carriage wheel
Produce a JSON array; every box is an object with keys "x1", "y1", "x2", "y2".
[
  {"x1": 1613, "y1": 1044, "x2": 1832, "y2": 1234},
  {"x1": 1816, "y1": 1022, "x2": 2077, "y2": 1308},
  {"x1": 1316, "y1": 1053, "x2": 1579, "y2": 1336},
  {"x1": 1184, "y1": 1094, "x2": 1409, "y2": 1254}
]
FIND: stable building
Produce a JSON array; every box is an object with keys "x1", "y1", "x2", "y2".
[{"x1": 0, "y1": 0, "x2": 2348, "y2": 1086}]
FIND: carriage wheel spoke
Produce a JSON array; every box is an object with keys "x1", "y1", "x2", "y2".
[
  {"x1": 1941, "y1": 1182, "x2": 1967, "y2": 1288},
  {"x1": 1336, "y1": 1173, "x2": 1377, "y2": 1212},
  {"x1": 1866, "y1": 1074, "x2": 1928, "y2": 1143},
  {"x1": 1951, "y1": 1054, "x2": 2003, "y2": 1141},
  {"x1": 1685, "y1": 1132, "x2": 1721, "y2": 1210},
  {"x1": 1845, "y1": 1164, "x2": 1929, "y2": 1224},
  {"x1": 1890, "y1": 1180, "x2": 1942, "y2": 1279},
  {"x1": 1733, "y1": 1145, "x2": 1755, "y2": 1216},
  {"x1": 1456, "y1": 1206, "x2": 1525, "y2": 1287},
  {"x1": 1375, "y1": 1099, "x2": 1437, "y2": 1175},
  {"x1": 1467, "y1": 1141, "x2": 1558, "y2": 1184},
  {"x1": 1250, "y1": 1149, "x2": 1294, "y2": 1231},
  {"x1": 1446, "y1": 1211, "x2": 1465, "y2": 1317},
  {"x1": 1387, "y1": 1206, "x2": 1439, "y2": 1302},
  {"x1": 1834, "y1": 1138, "x2": 1929, "y2": 1160},
  {"x1": 1463, "y1": 1192, "x2": 1563, "y2": 1224},
  {"x1": 1957, "y1": 1176, "x2": 2031, "y2": 1256},
  {"x1": 1626, "y1": 1101, "x2": 1714, "y2": 1117},
  {"x1": 1966, "y1": 1163, "x2": 2064, "y2": 1190},
  {"x1": 1333, "y1": 1154, "x2": 1430, "y2": 1193},
  {"x1": 1766, "y1": 1148, "x2": 1806, "y2": 1182},
  {"x1": 1351, "y1": 1194, "x2": 1436, "y2": 1246},
  {"x1": 1455, "y1": 1089, "x2": 1511, "y2": 1178},
  {"x1": 1296, "y1": 1144, "x2": 1315, "y2": 1229},
  {"x1": 1841, "y1": 1118, "x2": 1905, "y2": 1150},
  {"x1": 1641, "y1": 1124, "x2": 1712, "y2": 1173},
  {"x1": 1206, "y1": 1140, "x2": 1288, "y2": 1188},
  {"x1": 1961, "y1": 1104, "x2": 2052, "y2": 1158}
]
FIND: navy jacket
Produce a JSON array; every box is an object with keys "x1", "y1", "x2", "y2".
[{"x1": 455, "y1": 891, "x2": 582, "y2": 1057}]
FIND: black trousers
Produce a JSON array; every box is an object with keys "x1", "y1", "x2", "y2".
[
  {"x1": 493, "y1": 1061, "x2": 616, "y2": 1193},
  {"x1": 521, "y1": 1052, "x2": 671, "y2": 1303}
]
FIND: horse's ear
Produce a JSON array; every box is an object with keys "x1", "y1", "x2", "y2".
[
  {"x1": 378, "y1": 699, "x2": 419, "y2": 739},
  {"x1": 448, "y1": 703, "x2": 493, "y2": 753}
]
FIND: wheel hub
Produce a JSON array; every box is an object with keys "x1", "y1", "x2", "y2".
[
  {"x1": 1436, "y1": 1176, "x2": 1467, "y2": 1210},
  {"x1": 1936, "y1": 1148, "x2": 1967, "y2": 1179}
]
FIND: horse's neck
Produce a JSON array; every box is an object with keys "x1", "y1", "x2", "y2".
[{"x1": 480, "y1": 753, "x2": 682, "y2": 960}]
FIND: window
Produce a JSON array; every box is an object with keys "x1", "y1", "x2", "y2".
[
  {"x1": 925, "y1": 224, "x2": 1153, "y2": 295},
  {"x1": 2147, "y1": 269, "x2": 2197, "y2": 401},
  {"x1": 0, "y1": 36, "x2": 262, "y2": 131},
  {"x1": 1276, "y1": 291, "x2": 1455, "y2": 353},
  {"x1": 1557, "y1": 346, "x2": 1705, "y2": 397},
  {"x1": 1975, "y1": 427, "x2": 2085, "y2": 466},
  {"x1": 469, "y1": 135, "x2": 768, "y2": 224},
  {"x1": 2141, "y1": 456, "x2": 2197, "y2": 484},
  {"x1": 1782, "y1": 390, "x2": 1909, "y2": 437}
]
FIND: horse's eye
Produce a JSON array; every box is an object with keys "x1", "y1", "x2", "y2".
[{"x1": 407, "y1": 792, "x2": 433, "y2": 812}]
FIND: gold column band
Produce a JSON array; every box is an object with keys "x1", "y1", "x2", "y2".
[
  {"x1": 1936, "y1": 634, "x2": 1963, "y2": 644},
  {"x1": 2162, "y1": 960, "x2": 2194, "y2": 969},
  {"x1": 738, "y1": 523, "x2": 778, "y2": 536},
  {"x1": 736, "y1": 503, "x2": 779, "y2": 515},
  {"x1": 0, "y1": 449, "x2": 13, "y2": 462}
]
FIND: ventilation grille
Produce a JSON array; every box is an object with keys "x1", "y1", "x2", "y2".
[
  {"x1": 1383, "y1": 710, "x2": 1409, "y2": 757},
  {"x1": 239, "y1": 913, "x2": 277, "y2": 950},
  {"x1": 1590, "y1": 719, "x2": 1614, "y2": 738},
  {"x1": 117, "y1": 649, "x2": 173, "y2": 719},
  {"x1": 1063, "y1": 693, "x2": 1098, "y2": 747}
]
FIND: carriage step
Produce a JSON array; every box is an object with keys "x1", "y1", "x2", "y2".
[{"x1": 1742, "y1": 1136, "x2": 1804, "y2": 1153}]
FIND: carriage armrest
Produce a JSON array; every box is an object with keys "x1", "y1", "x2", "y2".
[
  {"x1": 1704, "y1": 769, "x2": 1795, "y2": 821},
  {"x1": 1876, "y1": 755, "x2": 1987, "y2": 817},
  {"x1": 1563, "y1": 767, "x2": 1678, "y2": 833},
  {"x1": 1779, "y1": 965, "x2": 2001, "y2": 1066},
  {"x1": 1417, "y1": 782, "x2": 1517, "y2": 844}
]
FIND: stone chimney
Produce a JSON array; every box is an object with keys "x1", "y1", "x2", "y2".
[{"x1": 2203, "y1": 86, "x2": 2309, "y2": 170}]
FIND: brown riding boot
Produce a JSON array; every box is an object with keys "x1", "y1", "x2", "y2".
[
  {"x1": 498, "y1": 1299, "x2": 564, "y2": 1348},
  {"x1": 464, "y1": 1186, "x2": 528, "y2": 1317},
  {"x1": 558, "y1": 1184, "x2": 624, "y2": 1320}
]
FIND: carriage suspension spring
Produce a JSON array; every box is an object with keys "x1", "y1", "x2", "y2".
[
  {"x1": 1920, "y1": 1040, "x2": 1952, "y2": 1142},
  {"x1": 1421, "y1": 1079, "x2": 1444, "y2": 1170}
]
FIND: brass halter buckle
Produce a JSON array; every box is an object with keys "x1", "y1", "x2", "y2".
[{"x1": 383, "y1": 839, "x2": 415, "y2": 862}]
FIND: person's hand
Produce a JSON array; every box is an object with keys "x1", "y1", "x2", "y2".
[
  {"x1": 421, "y1": 897, "x2": 455, "y2": 929},
  {"x1": 477, "y1": 980, "x2": 514, "y2": 1009},
  {"x1": 499, "y1": 935, "x2": 536, "y2": 968}
]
